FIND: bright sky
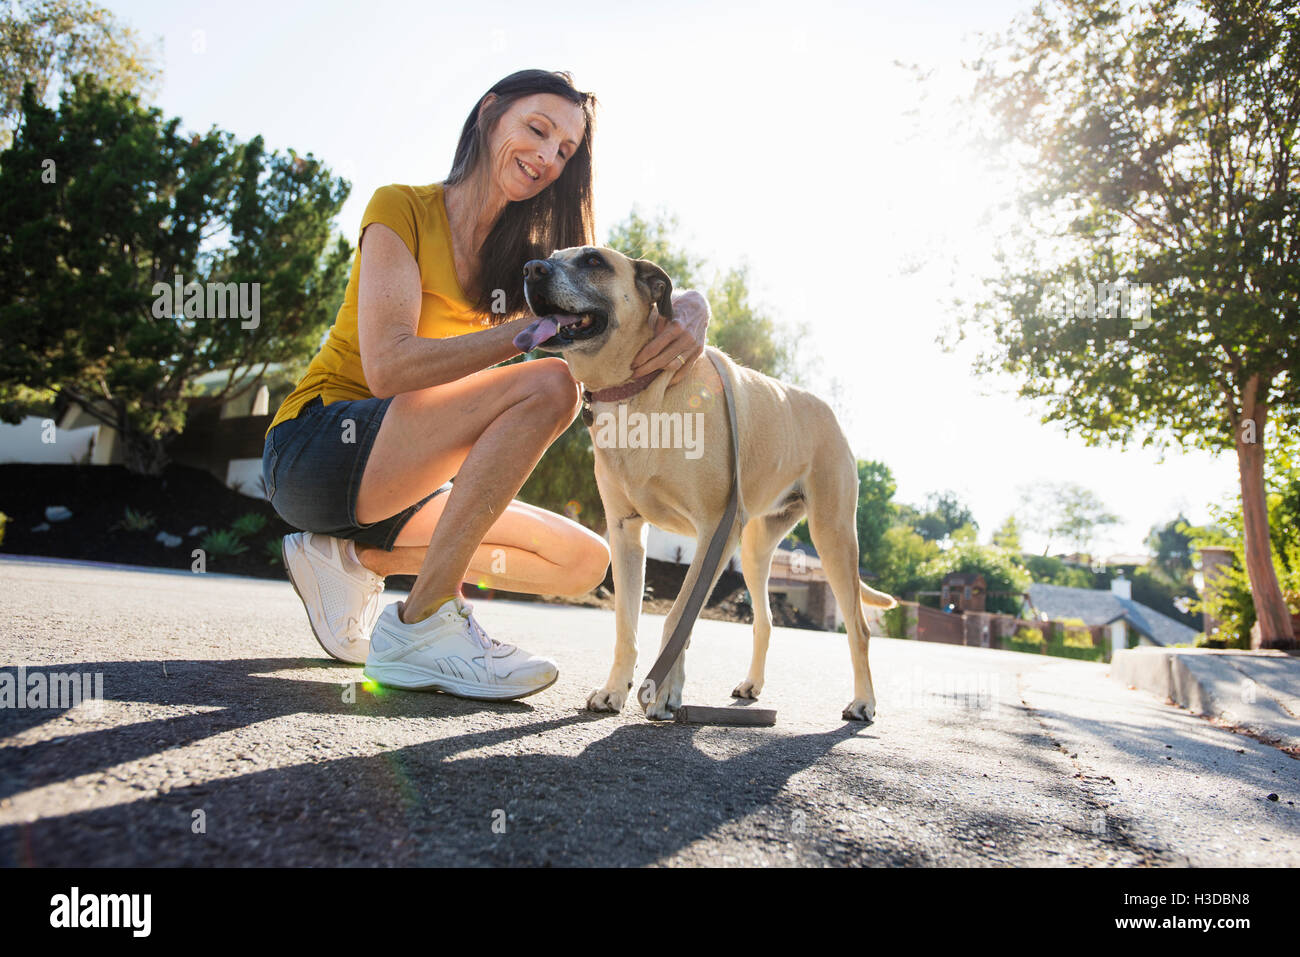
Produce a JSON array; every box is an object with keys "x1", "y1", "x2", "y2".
[{"x1": 105, "y1": 0, "x2": 1243, "y2": 555}]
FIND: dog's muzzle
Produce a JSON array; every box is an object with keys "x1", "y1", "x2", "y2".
[{"x1": 518, "y1": 260, "x2": 609, "y2": 350}]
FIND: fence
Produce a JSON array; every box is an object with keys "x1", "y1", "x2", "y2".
[{"x1": 883, "y1": 601, "x2": 1109, "y2": 662}]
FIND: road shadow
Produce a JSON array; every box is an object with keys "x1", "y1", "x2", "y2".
[
  {"x1": 0, "y1": 658, "x2": 883, "y2": 866},
  {"x1": 0, "y1": 658, "x2": 556, "y2": 801}
]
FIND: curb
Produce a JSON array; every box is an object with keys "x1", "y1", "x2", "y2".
[{"x1": 1111, "y1": 647, "x2": 1300, "y2": 750}]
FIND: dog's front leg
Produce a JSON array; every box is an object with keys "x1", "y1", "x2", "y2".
[
  {"x1": 644, "y1": 524, "x2": 741, "y2": 720},
  {"x1": 585, "y1": 509, "x2": 646, "y2": 713}
]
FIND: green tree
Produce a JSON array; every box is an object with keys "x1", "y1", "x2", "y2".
[
  {"x1": 1192, "y1": 447, "x2": 1300, "y2": 643},
  {"x1": 992, "y1": 514, "x2": 1022, "y2": 551},
  {"x1": 0, "y1": 78, "x2": 352, "y2": 473},
  {"x1": 1019, "y1": 482, "x2": 1119, "y2": 558},
  {"x1": 790, "y1": 458, "x2": 897, "y2": 574},
  {"x1": 909, "y1": 490, "x2": 978, "y2": 543},
  {"x1": 605, "y1": 208, "x2": 805, "y2": 381},
  {"x1": 605, "y1": 207, "x2": 703, "y2": 289},
  {"x1": 873, "y1": 524, "x2": 942, "y2": 599},
  {"x1": 1021, "y1": 553, "x2": 1094, "y2": 588},
  {"x1": 962, "y1": 0, "x2": 1299, "y2": 647},
  {"x1": 1145, "y1": 514, "x2": 1197, "y2": 587},
  {"x1": 1192, "y1": 502, "x2": 1300, "y2": 647},
  {"x1": 917, "y1": 541, "x2": 1032, "y2": 616},
  {"x1": 707, "y1": 264, "x2": 805, "y2": 384},
  {"x1": 0, "y1": 0, "x2": 160, "y2": 149},
  {"x1": 1270, "y1": 448, "x2": 1300, "y2": 558},
  {"x1": 1129, "y1": 565, "x2": 1200, "y2": 629}
]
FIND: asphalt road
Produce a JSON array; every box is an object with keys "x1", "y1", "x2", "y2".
[{"x1": 1, "y1": 556, "x2": 1296, "y2": 867}]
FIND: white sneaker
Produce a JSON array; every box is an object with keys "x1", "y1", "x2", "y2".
[
  {"x1": 281, "y1": 532, "x2": 386, "y2": 664},
  {"x1": 364, "y1": 597, "x2": 558, "y2": 700}
]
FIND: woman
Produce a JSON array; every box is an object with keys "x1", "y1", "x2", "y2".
[{"x1": 262, "y1": 69, "x2": 709, "y2": 702}]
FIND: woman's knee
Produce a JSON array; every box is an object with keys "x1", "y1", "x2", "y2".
[
  {"x1": 565, "y1": 533, "x2": 610, "y2": 596},
  {"x1": 524, "y1": 358, "x2": 581, "y2": 422}
]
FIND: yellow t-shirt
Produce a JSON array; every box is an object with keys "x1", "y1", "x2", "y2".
[{"x1": 266, "y1": 182, "x2": 489, "y2": 436}]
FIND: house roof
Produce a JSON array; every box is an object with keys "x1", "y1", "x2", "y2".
[
  {"x1": 1027, "y1": 583, "x2": 1199, "y2": 647},
  {"x1": 778, "y1": 539, "x2": 820, "y2": 559}
]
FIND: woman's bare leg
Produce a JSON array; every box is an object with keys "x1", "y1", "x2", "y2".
[
  {"x1": 355, "y1": 497, "x2": 609, "y2": 596},
  {"x1": 354, "y1": 357, "x2": 608, "y2": 622}
]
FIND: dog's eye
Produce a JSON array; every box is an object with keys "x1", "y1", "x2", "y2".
[{"x1": 585, "y1": 254, "x2": 604, "y2": 268}]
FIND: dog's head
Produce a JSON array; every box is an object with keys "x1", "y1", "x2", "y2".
[{"x1": 521, "y1": 246, "x2": 673, "y2": 388}]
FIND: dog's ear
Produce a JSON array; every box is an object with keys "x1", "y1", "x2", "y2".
[{"x1": 634, "y1": 259, "x2": 673, "y2": 320}]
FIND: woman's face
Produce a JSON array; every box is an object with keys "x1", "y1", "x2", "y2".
[{"x1": 482, "y1": 92, "x2": 586, "y2": 202}]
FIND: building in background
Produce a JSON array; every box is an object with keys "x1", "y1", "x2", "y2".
[
  {"x1": 1028, "y1": 576, "x2": 1198, "y2": 656},
  {"x1": 0, "y1": 365, "x2": 299, "y2": 499}
]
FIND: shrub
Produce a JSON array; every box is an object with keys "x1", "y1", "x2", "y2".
[
  {"x1": 1005, "y1": 624, "x2": 1045, "y2": 654},
  {"x1": 1013, "y1": 625, "x2": 1044, "y2": 645},
  {"x1": 1046, "y1": 639, "x2": 1105, "y2": 662},
  {"x1": 112, "y1": 506, "x2": 156, "y2": 532},
  {"x1": 1190, "y1": 482, "x2": 1300, "y2": 648},
  {"x1": 1059, "y1": 617, "x2": 1095, "y2": 649},
  {"x1": 200, "y1": 528, "x2": 248, "y2": 558},
  {"x1": 230, "y1": 513, "x2": 268, "y2": 538},
  {"x1": 265, "y1": 539, "x2": 283, "y2": 565},
  {"x1": 1192, "y1": 544, "x2": 1257, "y2": 649},
  {"x1": 882, "y1": 604, "x2": 916, "y2": 639}
]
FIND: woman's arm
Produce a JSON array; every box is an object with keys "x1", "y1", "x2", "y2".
[
  {"x1": 357, "y1": 223, "x2": 535, "y2": 398},
  {"x1": 630, "y1": 288, "x2": 711, "y2": 385}
]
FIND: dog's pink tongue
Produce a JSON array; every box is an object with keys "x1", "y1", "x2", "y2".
[{"x1": 514, "y1": 314, "x2": 581, "y2": 351}]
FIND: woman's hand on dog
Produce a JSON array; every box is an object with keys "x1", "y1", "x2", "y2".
[{"x1": 631, "y1": 289, "x2": 710, "y2": 385}]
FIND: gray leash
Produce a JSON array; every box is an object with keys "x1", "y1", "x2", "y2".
[{"x1": 637, "y1": 349, "x2": 744, "y2": 713}]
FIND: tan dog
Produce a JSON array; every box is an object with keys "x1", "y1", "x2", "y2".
[{"x1": 521, "y1": 246, "x2": 896, "y2": 721}]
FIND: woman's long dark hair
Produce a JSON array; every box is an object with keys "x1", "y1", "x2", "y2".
[{"x1": 446, "y1": 69, "x2": 596, "y2": 322}]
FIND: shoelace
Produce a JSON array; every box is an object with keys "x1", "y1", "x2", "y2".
[{"x1": 458, "y1": 602, "x2": 514, "y2": 654}]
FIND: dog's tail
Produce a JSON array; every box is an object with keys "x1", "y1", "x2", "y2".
[{"x1": 859, "y1": 580, "x2": 898, "y2": 609}]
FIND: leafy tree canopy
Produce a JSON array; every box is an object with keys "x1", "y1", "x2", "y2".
[
  {"x1": 0, "y1": 77, "x2": 352, "y2": 472},
  {"x1": 959, "y1": 0, "x2": 1299, "y2": 645},
  {"x1": 1, "y1": 0, "x2": 159, "y2": 149}
]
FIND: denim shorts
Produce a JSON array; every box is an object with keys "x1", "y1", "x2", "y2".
[{"x1": 262, "y1": 394, "x2": 452, "y2": 550}]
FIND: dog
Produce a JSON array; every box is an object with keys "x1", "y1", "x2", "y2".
[{"x1": 519, "y1": 246, "x2": 897, "y2": 721}]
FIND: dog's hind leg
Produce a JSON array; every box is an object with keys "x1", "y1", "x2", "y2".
[
  {"x1": 805, "y1": 451, "x2": 878, "y2": 722},
  {"x1": 645, "y1": 521, "x2": 742, "y2": 720},
  {"x1": 733, "y1": 508, "x2": 804, "y2": 700}
]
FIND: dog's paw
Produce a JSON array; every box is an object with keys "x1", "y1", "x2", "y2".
[
  {"x1": 644, "y1": 682, "x2": 682, "y2": 721},
  {"x1": 731, "y1": 679, "x2": 762, "y2": 700},
  {"x1": 585, "y1": 687, "x2": 628, "y2": 713},
  {"x1": 644, "y1": 698, "x2": 677, "y2": 721},
  {"x1": 842, "y1": 699, "x2": 876, "y2": 723}
]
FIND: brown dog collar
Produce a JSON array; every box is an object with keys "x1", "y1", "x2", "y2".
[{"x1": 580, "y1": 371, "x2": 664, "y2": 425}]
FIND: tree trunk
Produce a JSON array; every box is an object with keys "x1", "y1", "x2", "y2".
[
  {"x1": 1235, "y1": 381, "x2": 1295, "y2": 649},
  {"x1": 121, "y1": 429, "x2": 169, "y2": 477}
]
